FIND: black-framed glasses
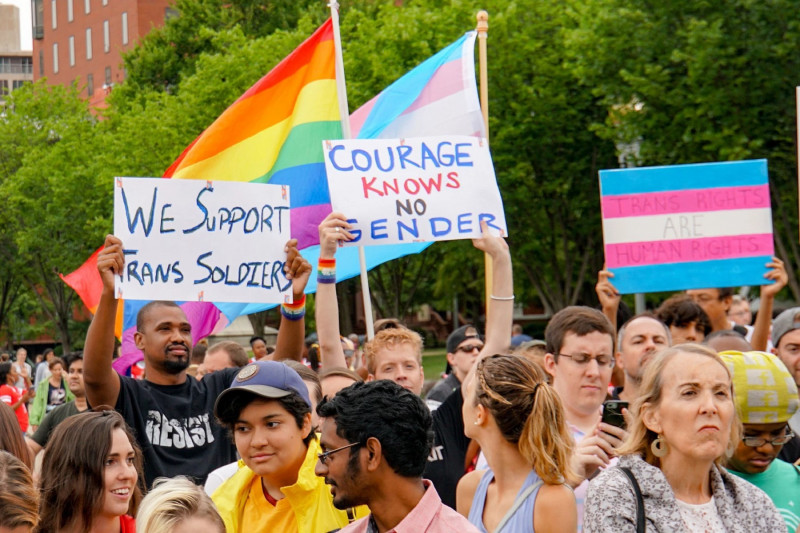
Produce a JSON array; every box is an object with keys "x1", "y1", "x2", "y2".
[
  {"x1": 557, "y1": 353, "x2": 615, "y2": 368},
  {"x1": 742, "y1": 432, "x2": 795, "y2": 448},
  {"x1": 317, "y1": 442, "x2": 361, "y2": 464},
  {"x1": 456, "y1": 344, "x2": 483, "y2": 353}
]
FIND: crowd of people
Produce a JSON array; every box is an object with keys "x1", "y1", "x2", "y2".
[{"x1": 1, "y1": 212, "x2": 799, "y2": 533}]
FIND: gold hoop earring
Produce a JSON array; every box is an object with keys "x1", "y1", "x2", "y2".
[{"x1": 651, "y1": 435, "x2": 668, "y2": 458}]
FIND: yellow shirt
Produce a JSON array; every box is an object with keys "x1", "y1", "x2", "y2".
[{"x1": 240, "y1": 476, "x2": 298, "y2": 533}]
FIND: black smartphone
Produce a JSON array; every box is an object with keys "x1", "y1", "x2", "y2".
[{"x1": 601, "y1": 400, "x2": 628, "y2": 429}]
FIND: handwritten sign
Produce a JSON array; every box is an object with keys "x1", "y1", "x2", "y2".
[
  {"x1": 113, "y1": 177, "x2": 292, "y2": 304},
  {"x1": 599, "y1": 160, "x2": 774, "y2": 294},
  {"x1": 323, "y1": 136, "x2": 507, "y2": 246}
]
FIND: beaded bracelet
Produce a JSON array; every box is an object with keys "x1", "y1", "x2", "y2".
[
  {"x1": 281, "y1": 294, "x2": 306, "y2": 321},
  {"x1": 318, "y1": 258, "x2": 336, "y2": 284}
]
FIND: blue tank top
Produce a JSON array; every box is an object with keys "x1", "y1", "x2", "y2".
[{"x1": 467, "y1": 468, "x2": 542, "y2": 533}]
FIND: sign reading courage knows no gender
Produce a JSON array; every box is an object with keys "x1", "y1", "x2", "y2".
[
  {"x1": 323, "y1": 136, "x2": 507, "y2": 246},
  {"x1": 599, "y1": 159, "x2": 774, "y2": 294},
  {"x1": 113, "y1": 177, "x2": 292, "y2": 304}
]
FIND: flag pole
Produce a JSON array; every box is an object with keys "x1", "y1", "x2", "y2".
[
  {"x1": 796, "y1": 87, "x2": 800, "y2": 243},
  {"x1": 477, "y1": 11, "x2": 494, "y2": 326},
  {"x1": 329, "y1": 0, "x2": 376, "y2": 340}
]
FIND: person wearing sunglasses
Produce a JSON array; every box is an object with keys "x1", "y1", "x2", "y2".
[
  {"x1": 315, "y1": 379, "x2": 480, "y2": 533},
  {"x1": 721, "y1": 351, "x2": 800, "y2": 533},
  {"x1": 426, "y1": 325, "x2": 485, "y2": 410},
  {"x1": 212, "y1": 361, "x2": 367, "y2": 533}
]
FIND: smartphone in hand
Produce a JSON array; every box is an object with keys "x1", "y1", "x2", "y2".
[{"x1": 601, "y1": 400, "x2": 628, "y2": 430}]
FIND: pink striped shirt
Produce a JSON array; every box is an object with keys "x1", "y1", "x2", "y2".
[{"x1": 339, "y1": 480, "x2": 479, "y2": 533}]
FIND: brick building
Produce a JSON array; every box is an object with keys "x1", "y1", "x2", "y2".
[
  {"x1": 31, "y1": 0, "x2": 175, "y2": 107},
  {"x1": 0, "y1": 4, "x2": 33, "y2": 105}
]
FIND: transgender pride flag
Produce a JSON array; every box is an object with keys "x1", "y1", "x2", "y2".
[{"x1": 599, "y1": 159, "x2": 774, "y2": 294}]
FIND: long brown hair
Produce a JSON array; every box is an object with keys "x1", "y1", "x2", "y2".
[
  {"x1": 0, "y1": 450, "x2": 39, "y2": 530},
  {"x1": 0, "y1": 401, "x2": 32, "y2": 469},
  {"x1": 37, "y1": 410, "x2": 145, "y2": 532},
  {"x1": 473, "y1": 354, "x2": 575, "y2": 485}
]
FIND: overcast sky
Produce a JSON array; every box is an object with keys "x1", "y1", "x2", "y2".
[{"x1": 3, "y1": 0, "x2": 33, "y2": 51}]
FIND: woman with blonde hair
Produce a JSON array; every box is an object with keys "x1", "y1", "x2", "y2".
[
  {"x1": 584, "y1": 344, "x2": 784, "y2": 532},
  {"x1": 136, "y1": 477, "x2": 224, "y2": 533},
  {"x1": 0, "y1": 450, "x2": 39, "y2": 532},
  {"x1": 457, "y1": 354, "x2": 577, "y2": 532}
]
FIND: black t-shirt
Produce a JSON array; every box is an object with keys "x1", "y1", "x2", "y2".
[
  {"x1": 778, "y1": 434, "x2": 800, "y2": 464},
  {"x1": 47, "y1": 382, "x2": 67, "y2": 411},
  {"x1": 115, "y1": 368, "x2": 239, "y2": 488},
  {"x1": 423, "y1": 387, "x2": 470, "y2": 509},
  {"x1": 31, "y1": 400, "x2": 84, "y2": 447}
]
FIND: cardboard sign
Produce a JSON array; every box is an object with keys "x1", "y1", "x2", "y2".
[
  {"x1": 599, "y1": 160, "x2": 774, "y2": 294},
  {"x1": 323, "y1": 136, "x2": 507, "y2": 245},
  {"x1": 113, "y1": 177, "x2": 292, "y2": 304}
]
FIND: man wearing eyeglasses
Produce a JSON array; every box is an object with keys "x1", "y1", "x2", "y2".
[
  {"x1": 426, "y1": 325, "x2": 484, "y2": 409},
  {"x1": 721, "y1": 351, "x2": 800, "y2": 533},
  {"x1": 315, "y1": 379, "x2": 480, "y2": 533},
  {"x1": 543, "y1": 306, "x2": 627, "y2": 532}
]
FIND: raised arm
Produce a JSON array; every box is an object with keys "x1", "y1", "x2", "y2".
[
  {"x1": 314, "y1": 213, "x2": 354, "y2": 370},
  {"x1": 751, "y1": 256, "x2": 788, "y2": 351},
  {"x1": 596, "y1": 268, "x2": 620, "y2": 333},
  {"x1": 273, "y1": 239, "x2": 312, "y2": 362},
  {"x1": 83, "y1": 235, "x2": 123, "y2": 408},
  {"x1": 473, "y1": 222, "x2": 513, "y2": 358}
]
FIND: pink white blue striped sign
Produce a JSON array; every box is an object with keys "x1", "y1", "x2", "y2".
[{"x1": 599, "y1": 159, "x2": 774, "y2": 294}]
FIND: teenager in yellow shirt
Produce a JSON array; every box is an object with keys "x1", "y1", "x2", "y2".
[{"x1": 212, "y1": 361, "x2": 364, "y2": 532}]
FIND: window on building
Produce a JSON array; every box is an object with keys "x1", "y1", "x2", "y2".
[
  {"x1": 86, "y1": 28, "x2": 92, "y2": 59},
  {"x1": 39, "y1": 49, "x2": 44, "y2": 75},
  {"x1": 87, "y1": 73, "x2": 93, "y2": 97},
  {"x1": 102, "y1": 0, "x2": 107, "y2": 5},
  {"x1": 53, "y1": 42, "x2": 58, "y2": 73},
  {"x1": 33, "y1": 0, "x2": 44, "y2": 39},
  {"x1": 67, "y1": 0, "x2": 73, "y2": 21},
  {"x1": 121, "y1": 12, "x2": 128, "y2": 45},
  {"x1": 104, "y1": 65, "x2": 111, "y2": 85},
  {"x1": 0, "y1": 80, "x2": 8, "y2": 96},
  {"x1": 12, "y1": 80, "x2": 28, "y2": 90},
  {"x1": 51, "y1": 0, "x2": 56, "y2": 29},
  {"x1": 103, "y1": 20, "x2": 109, "y2": 52},
  {"x1": 84, "y1": 0, "x2": 90, "y2": 14},
  {"x1": 69, "y1": 36, "x2": 75, "y2": 66},
  {"x1": 165, "y1": 7, "x2": 178, "y2": 20}
]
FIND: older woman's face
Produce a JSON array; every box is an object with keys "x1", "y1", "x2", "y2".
[{"x1": 645, "y1": 352, "x2": 734, "y2": 464}]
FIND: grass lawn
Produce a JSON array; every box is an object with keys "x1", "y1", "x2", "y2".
[{"x1": 422, "y1": 349, "x2": 448, "y2": 381}]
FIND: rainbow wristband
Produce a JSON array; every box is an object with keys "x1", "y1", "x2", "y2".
[
  {"x1": 317, "y1": 258, "x2": 336, "y2": 284},
  {"x1": 281, "y1": 294, "x2": 306, "y2": 321}
]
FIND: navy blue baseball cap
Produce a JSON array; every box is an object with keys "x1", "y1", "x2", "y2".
[{"x1": 214, "y1": 361, "x2": 311, "y2": 421}]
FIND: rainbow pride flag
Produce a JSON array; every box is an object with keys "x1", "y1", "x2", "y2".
[{"x1": 164, "y1": 19, "x2": 341, "y2": 248}]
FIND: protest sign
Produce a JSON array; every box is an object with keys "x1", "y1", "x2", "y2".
[
  {"x1": 599, "y1": 159, "x2": 774, "y2": 294},
  {"x1": 323, "y1": 136, "x2": 507, "y2": 246},
  {"x1": 113, "y1": 177, "x2": 292, "y2": 304}
]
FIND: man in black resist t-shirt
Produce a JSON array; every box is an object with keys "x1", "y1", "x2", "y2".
[{"x1": 84, "y1": 235, "x2": 311, "y2": 488}]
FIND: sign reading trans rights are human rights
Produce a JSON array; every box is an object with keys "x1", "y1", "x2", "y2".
[
  {"x1": 599, "y1": 160, "x2": 774, "y2": 294},
  {"x1": 113, "y1": 177, "x2": 292, "y2": 304},
  {"x1": 324, "y1": 136, "x2": 507, "y2": 246}
]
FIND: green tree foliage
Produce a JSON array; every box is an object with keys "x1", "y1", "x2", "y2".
[
  {"x1": 567, "y1": 0, "x2": 800, "y2": 299},
  {"x1": 0, "y1": 82, "x2": 105, "y2": 350}
]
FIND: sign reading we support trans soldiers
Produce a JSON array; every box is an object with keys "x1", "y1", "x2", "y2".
[{"x1": 113, "y1": 177, "x2": 293, "y2": 304}]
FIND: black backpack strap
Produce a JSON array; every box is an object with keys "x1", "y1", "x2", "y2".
[{"x1": 618, "y1": 466, "x2": 645, "y2": 533}]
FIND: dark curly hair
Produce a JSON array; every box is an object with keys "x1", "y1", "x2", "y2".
[{"x1": 316, "y1": 380, "x2": 433, "y2": 478}]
